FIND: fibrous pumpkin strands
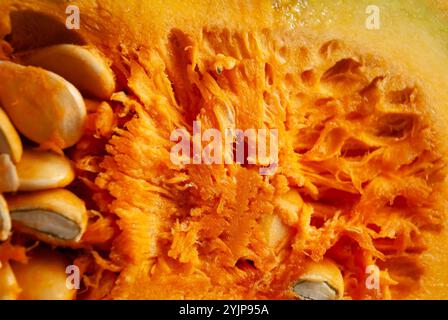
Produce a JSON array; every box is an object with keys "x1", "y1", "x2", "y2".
[{"x1": 0, "y1": 0, "x2": 447, "y2": 301}]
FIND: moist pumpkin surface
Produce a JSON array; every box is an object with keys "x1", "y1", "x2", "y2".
[{"x1": 0, "y1": 0, "x2": 448, "y2": 299}]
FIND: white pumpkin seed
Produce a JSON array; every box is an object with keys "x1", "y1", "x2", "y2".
[
  {"x1": 293, "y1": 280, "x2": 338, "y2": 300},
  {"x1": 7, "y1": 188, "x2": 87, "y2": 243},
  {"x1": 16, "y1": 149, "x2": 75, "y2": 191},
  {"x1": 0, "y1": 194, "x2": 11, "y2": 241},
  {"x1": 11, "y1": 248, "x2": 75, "y2": 300},
  {"x1": 0, "y1": 154, "x2": 19, "y2": 193},
  {"x1": 0, "y1": 107, "x2": 23, "y2": 163},
  {"x1": 293, "y1": 259, "x2": 344, "y2": 300},
  {"x1": 0, "y1": 61, "x2": 86, "y2": 149},
  {"x1": 18, "y1": 44, "x2": 115, "y2": 99},
  {"x1": 0, "y1": 261, "x2": 20, "y2": 300}
]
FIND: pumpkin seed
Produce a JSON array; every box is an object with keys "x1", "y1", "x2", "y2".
[
  {"x1": 7, "y1": 188, "x2": 87, "y2": 243},
  {"x1": 16, "y1": 149, "x2": 75, "y2": 191},
  {"x1": 0, "y1": 154, "x2": 19, "y2": 193},
  {"x1": 262, "y1": 213, "x2": 290, "y2": 249},
  {"x1": 0, "y1": 261, "x2": 20, "y2": 300},
  {"x1": 0, "y1": 61, "x2": 86, "y2": 149},
  {"x1": 11, "y1": 248, "x2": 75, "y2": 300},
  {"x1": 18, "y1": 44, "x2": 115, "y2": 99},
  {"x1": 0, "y1": 107, "x2": 22, "y2": 163},
  {"x1": 293, "y1": 259, "x2": 344, "y2": 300},
  {"x1": 0, "y1": 194, "x2": 11, "y2": 241}
]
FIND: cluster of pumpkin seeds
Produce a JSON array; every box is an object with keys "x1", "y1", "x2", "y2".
[
  {"x1": 0, "y1": 43, "x2": 115, "y2": 299},
  {"x1": 0, "y1": 44, "x2": 116, "y2": 298},
  {"x1": 0, "y1": 44, "x2": 114, "y2": 245}
]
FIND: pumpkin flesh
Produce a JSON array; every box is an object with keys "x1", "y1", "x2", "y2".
[{"x1": 0, "y1": 0, "x2": 447, "y2": 299}]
